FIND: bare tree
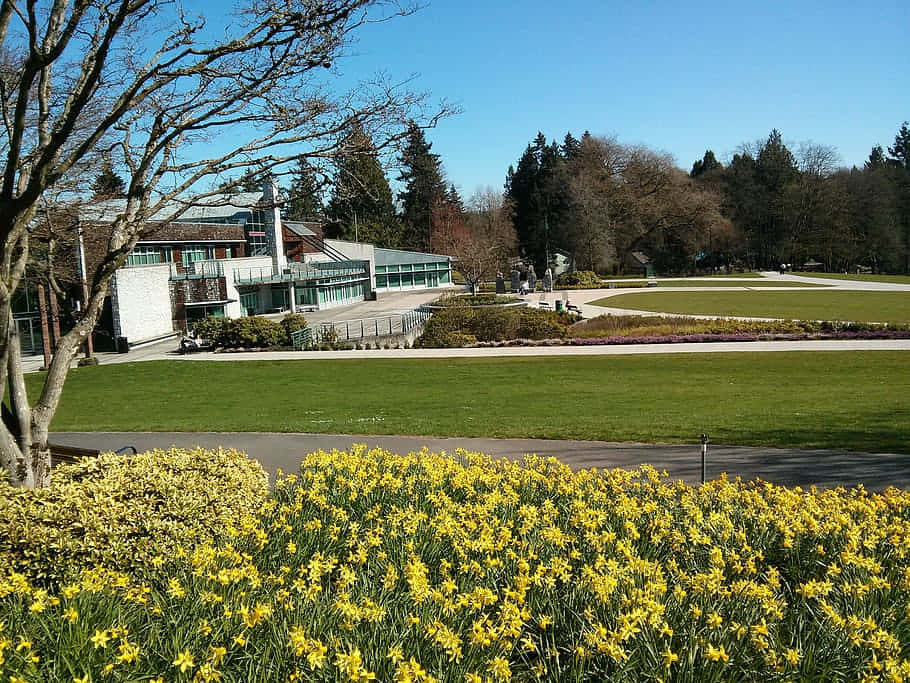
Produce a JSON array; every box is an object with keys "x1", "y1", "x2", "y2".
[
  {"x1": 436, "y1": 187, "x2": 515, "y2": 295},
  {"x1": 0, "y1": 0, "x2": 452, "y2": 487}
]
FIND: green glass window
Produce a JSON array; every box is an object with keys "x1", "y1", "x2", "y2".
[
  {"x1": 375, "y1": 265, "x2": 387, "y2": 273},
  {"x1": 400, "y1": 263, "x2": 413, "y2": 272},
  {"x1": 127, "y1": 246, "x2": 161, "y2": 266},
  {"x1": 388, "y1": 274, "x2": 400, "y2": 288},
  {"x1": 401, "y1": 273, "x2": 413, "y2": 287},
  {"x1": 414, "y1": 272, "x2": 426, "y2": 286}
]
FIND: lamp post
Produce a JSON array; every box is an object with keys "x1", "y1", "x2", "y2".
[{"x1": 700, "y1": 433, "x2": 709, "y2": 484}]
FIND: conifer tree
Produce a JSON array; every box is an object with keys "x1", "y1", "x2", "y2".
[
  {"x1": 397, "y1": 122, "x2": 446, "y2": 252},
  {"x1": 285, "y1": 158, "x2": 323, "y2": 221},
  {"x1": 327, "y1": 128, "x2": 401, "y2": 247},
  {"x1": 90, "y1": 164, "x2": 125, "y2": 199}
]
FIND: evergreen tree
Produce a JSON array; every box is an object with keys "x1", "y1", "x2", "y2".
[
  {"x1": 327, "y1": 128, "x2": 401, "y2": 247},
  {"x1": 284, "y1": 158, "x2": 323, "y2": 221},
  {"x1": 561, "y1": 132, "x2": 581, "y2": 161},
  {"x1": 218, "y1": 167, "x2": 263, "y2": 193},
  {"x1": 690, "y1": 150, "x2": 721, "y2": 178},
  {"x1": 887, "y1": 122, "x2": 910, "y2": 170},
  {"x1": 90, "y1": 164, "x2": 125, "y2": 199},
  {"x1": 446, "y1": 184, "x2": 465, "y2": 214},
  {"x1": 397, "y1": 122, "x2": 447, "y2": 252},
  {"x1": 866, "y1": 145, "x2": 887, "y2": 169}
]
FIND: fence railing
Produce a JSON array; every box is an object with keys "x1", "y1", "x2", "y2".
[
  {"x1": 290, "y1": 308, "x2": 432, "y2": 349},
  {"x1": 169, "y1": 260, "x2": 224, "y2": 280},
  {"x1": 233, "y1": 260, "x2": 368, "y2": 284}
]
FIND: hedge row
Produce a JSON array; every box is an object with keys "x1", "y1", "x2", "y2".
[
  {"x1": 193, "y1": 313, "x2": 308, "y2": 348},
  {"x1": 415, "y1": 306, "x2": 576, "y2": 348}
]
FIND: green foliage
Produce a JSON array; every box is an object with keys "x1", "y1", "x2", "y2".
[
  {"x1": 397, "y1": 121, "x2": 447, "y2": 252},
  {"x1": 327, "y1": 127, "x2": 402, "y2": 247},
  {"x1": 430, "y1": 293, "x2": 518, "y2": 307},
  {"x1": 193, "y1": 316, "x2": 287, "y2": 348},
  {"x1": 280, "y1": 313, "x2": 308, "y2": 341},
  {"x1": 191, "y1": 315, "x2": 228, "y2": 342},
  {"x1": 0, "y1": 448, "x2": 268, "y2": 587},
  {"x1": 284, "y1": 158, "x2": 323, "y2": 221},
  {"x1": 555, "y1": 270, "x2": 601, "y2": 287},
  {"x1": 416, "y1": 306, "x2": 571, "y2": 347}
]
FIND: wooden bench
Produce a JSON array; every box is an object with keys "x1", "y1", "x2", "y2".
[
  {"x1": 49, "y1": 443, "x2": 100, "y2": 465},
  {"x1": 49, "y1": 443, "x2": 137, "y2": 465}
]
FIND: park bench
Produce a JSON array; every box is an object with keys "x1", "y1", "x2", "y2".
[{"x1": 49, "y1": 443, "x2": 137, "y2": 465}]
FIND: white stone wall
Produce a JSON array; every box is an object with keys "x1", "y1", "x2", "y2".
[
  {"x1": 221, "y1": 256, "x2": 275, "y2": 317},
  {"x1": 324, "y1": 239, "x2": 376, "y2": 293},
  {"x1": 111, "y1": 264, "x2": 173, "y2": 343}
]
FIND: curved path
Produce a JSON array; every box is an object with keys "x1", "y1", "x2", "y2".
[{"x1": 52, "y1": 431, "x2": 910, "y2": 491}]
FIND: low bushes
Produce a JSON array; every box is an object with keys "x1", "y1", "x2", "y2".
[
  {"x1": 4, "y1": 448, "x2": 910, "y2": 681},
  {"x1": 555, "y1": 269, "x2": 602, "y2": 287},
  {"x1": 572, "y1": 314, "x2": 910, "y2": 339},
  {"x1": 0, "y1": 447, "x2": 268, "y2": 588},
  {"x1": 193, "y1": 313, "x2": 307, "y2": 349},
  {"x1": 429, "y1": 293, "x2": 519, "y2": 307},
  {"x1": 416, "y1": 306, "x2": 575, "y2": 347}
]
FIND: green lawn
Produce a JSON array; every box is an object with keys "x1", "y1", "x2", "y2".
[
  {"x1": 593, "y1": 290, "x2": 910, "y2": 325},
  {"x1": 651, "y1": 280, "x2": 828, "y2": 288},
  {"x1": 794, "y1": 272, "x2": 910, "y2": 285},
  {"x1": 33, "y1": 352, "x2": 910, "y2": 453}
]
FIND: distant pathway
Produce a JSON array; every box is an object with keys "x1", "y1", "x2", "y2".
[{"x1": 52, "y1": 431, "x2": 910, "y2": 491}]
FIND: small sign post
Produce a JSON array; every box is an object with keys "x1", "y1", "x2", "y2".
[{"x1": 700, "y1": 433, "x2": 709, "y2": 484}]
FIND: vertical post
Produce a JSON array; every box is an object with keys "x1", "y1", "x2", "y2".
[
  {"x1": 48, "y1": 286, "x2": 61, "y2": 346},
  {"x1": 81, "y1": 282, "x2": 94, "y2": 358},
  {"x1": 361, "y1": 320, "x2": 364, "y2": 338},
  {"x1": 345, "y1": 322, "x2": 349, "y2": 340},
  {"x1": 700, "y1": 434, "x2": 709, "y2": 485},
  {"x1": 37, "y1": 284, "x2": 52, "y2": 368}
]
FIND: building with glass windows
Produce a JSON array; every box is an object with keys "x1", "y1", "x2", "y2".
[{"x1": 75, "y1": 182, "x2": 454, "y2": 349}]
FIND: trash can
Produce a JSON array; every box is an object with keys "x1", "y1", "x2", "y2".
[
  {"x1": 555, "y1": 300, "x2": 564, "y2": 312},
  {"x1": 116, "y1": 336, "x2": 129, "y2": 353}
]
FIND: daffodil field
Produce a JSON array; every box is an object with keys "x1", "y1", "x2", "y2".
[{"x1": 3, "y1": 446, "x2": 910, "y2": 681}]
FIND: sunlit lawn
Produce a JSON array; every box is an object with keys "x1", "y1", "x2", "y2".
[
  {"x1": 32, "y1": 351, "x2": 910, "y2": 453},
  {"x1": 794, "y1": 272, "x2": 910, "y2": 285},
  {"x1": 592, "y1": 290, "x2": 910, "y2": 325}
]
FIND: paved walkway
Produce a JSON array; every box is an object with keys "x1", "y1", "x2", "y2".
[
  {"x1": 51, "y1": 432, "x2": 910, "y2": 491},
  {"x1": 23, "y1": 274, "x2": 908, "y2": 372}
]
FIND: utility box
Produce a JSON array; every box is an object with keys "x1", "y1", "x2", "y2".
[{"x1": 116, "y1": 336, "x2": 129, "y2": 353}]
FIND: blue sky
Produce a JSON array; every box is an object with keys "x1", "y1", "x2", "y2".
[{"x1": 338, "y1": 0, "x2": 908, "y2": 198}]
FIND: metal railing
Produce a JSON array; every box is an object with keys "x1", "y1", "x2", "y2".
[
  {"x1": 169, "y1": 260, "x2": 224, "y2": 280},
  {"x1": 233, "y1": 260, "x2": 368, "y2": 284},
  {"x1": 290, "y1": 308, "x2": 432, "y2": 349}
]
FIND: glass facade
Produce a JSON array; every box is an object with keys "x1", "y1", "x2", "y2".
[
  {"x1": 375, "y1": 261, "x2": 451, "y2": 291},
  {"x1": 182, "y1": 244, "x2": 216, "y2": 265},
  {"x1": 127, "y1": 245, "x2": 174, "y2": 265}
]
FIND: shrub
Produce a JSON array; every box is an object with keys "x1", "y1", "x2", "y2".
[
  {"x1": 555, "y1": 269, "x2": 601, "y2": 287},
  {"x1": 280, "y1": 313, "x2": 308, "y2": 344},
  {"x1": 220, "y1": 316, "x2": 286, "y2": 348},
  {"x1": 191, "y1": 315, "x2": 229, "y2": 342},
  {"x1": 0, "y1": 448, "x2": 268, "y2": 588},
  {"x1": 415, "y1": 306, "x2": 571, "y2": 347}
]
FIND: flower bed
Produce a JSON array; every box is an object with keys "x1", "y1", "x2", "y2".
[{"x1": 3, "y1": 447, "x2": 910, "y2": 681}]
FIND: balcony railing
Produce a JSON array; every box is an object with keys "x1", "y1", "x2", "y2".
[{"x1": 233, "y1": 260, "x2": 368, "y2": 284}]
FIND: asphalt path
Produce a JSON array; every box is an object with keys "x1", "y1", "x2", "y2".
[{"x1": 51, "y1": 431, "x2": 910, "y2": 491}]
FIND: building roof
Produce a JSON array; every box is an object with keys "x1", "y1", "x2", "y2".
[
  {"x1": 81, "y1": 192, "x2": 267, "y2": 223},
  {"x1": 283, "y1": 221, "x2": 321, "y2": 237},
  {"x1": 374, "y1": 247, "x2": 451, "y2": 266}
]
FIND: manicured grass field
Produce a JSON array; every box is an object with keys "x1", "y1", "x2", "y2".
[
  {"x1": 649, "y1": 279, "x2": 827, "y2": 288},
  {"x1": 794, "y1": 272, "x2": 910, "y2": 285},
  {"x1": 593, "y1": 290, "x2": 910, "y2": 324},
  {"x1": 33, "y1": 352, "x2": 910, "y2": 453}
]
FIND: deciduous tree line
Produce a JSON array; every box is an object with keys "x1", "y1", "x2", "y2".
[{"x1": 504, "y1": 124, "x2": 910, "y2": 275}]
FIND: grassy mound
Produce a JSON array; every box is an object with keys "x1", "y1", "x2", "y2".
[{"x1": 3, "y1": 447, "x2": 910, "y2": 681}]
